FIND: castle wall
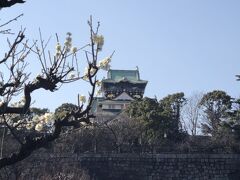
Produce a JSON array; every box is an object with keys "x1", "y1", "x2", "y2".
[{"x1": 7, "y1": 153, "x2": 240, "y2": 180}]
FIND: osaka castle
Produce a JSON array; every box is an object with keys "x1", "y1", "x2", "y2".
[{"x1": 92, "y1": 68, "x2": 148, "y2": 114}]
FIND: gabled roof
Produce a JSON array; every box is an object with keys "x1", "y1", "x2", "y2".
[{"x1": 113, "y1": 92, "x2": 134, "y2": 101}]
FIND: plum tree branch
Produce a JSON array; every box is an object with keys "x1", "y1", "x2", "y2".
[
  {"x1": 0, "y1": 13, "x2": 112, "y2": 170},
  {"x1": 0, "y1": 0, "x2": 25, "y2": 8}
]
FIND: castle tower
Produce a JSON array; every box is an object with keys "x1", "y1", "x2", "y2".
[{"x1": 92, "y1": 68, "x2": 147, "y2": 114}]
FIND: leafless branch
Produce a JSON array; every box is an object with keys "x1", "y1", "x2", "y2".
[
  {"x1": 0, "y1": 14, "x2": 23, "y2": 28},
  {"x1": 0, "y1": 31, "x2": 25, "y2": 64},
  {"x1": 0, "y1": 0, "x2": 25, "y2": 9}
]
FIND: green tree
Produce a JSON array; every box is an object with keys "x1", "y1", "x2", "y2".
[
  {"x1": 54, "y1": 103, "x2": 82, "y2": 132},
  {"x1": 127, "y1": 97, "x2": 165, "y2": 143},
  {"x1": 127, "y1": 93, "x2": 187, "y2": 143},
  {"x1": 222, "y1": 98, "x2": 240, "y2": 140},
  {"x1": 159, "y1": 92, "x2": 186, "y2": 137},
  {"x1": 199, "y1": 90, "x2": 232, "y2": 137},
  {"x1": 54, "y1": 103, "x2": 79, "y2": 120},
  {"x1": 30, "y1": 107, "x2": 49, "y2": 116}
]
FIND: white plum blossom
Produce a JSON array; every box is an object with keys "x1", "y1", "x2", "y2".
[
  {"x1": 68, "y1": 72, "x2": 76, "y2": 79},
  {"x1": 55, "y1": 43, "x2": 62, "y2": 57},
  {"x1": 17, "y1": 120, "x2": 24, "y2": 124},
  {"x1": 82, "y1": 75, "x2": 88, "y2": 81},
  {"x1": 35, "y1": 123, "x2": 43, "y2": 132},
  {"x1": 32, "y1": 115, "x2": 41, "y2": 123},
  {"x1": 98, "y1": 57, "x2": 111, "y2": 70},
  {"x1": 64, "y1": 32, "x2": 72, "y2": 51},
  {"x1": 93, "y1": 35, "x2": 104, "y2": 50},
  {"x1": 13, "y1": 122, "x2": 18, "y2": 128},
  {"x1": 56, "y1": 43, "x2": 61, "y2": 52},
  {"x1": 10, "y1": 97, "x2": 26, "y2": 108},
  {"x1": 80, "y1": 121, "x2": 87, "y2": 126},
  {"x1": 90, "y1": 67, "x2": 97, "y2": 75},
  {"x1": 19, "y1": 96, "x2": 25, "y2": 106},
  {"x1": 26, "y1": 123, "x2": 33, "y2": 130},
  {"x1": 93, "y1": 35, "x2": 104, "y2": 44},
  {"x1": 96, "y1": 80, "x2": 102, "y2": 87},
  {"x1": 79, "y1": 95, "x2": 86, "y2": 103},
  {"x1": 82, "y1": 68, "x2": 90, "y2": 80},
  {"x1": 44, "y1": 112, "x2": 54, "y2": 124},
  {"x1": 66, "y1": 36, "x2": 72, "y2": 43},
  {"x1": 84, "y1": 67, "x2": 97, "y2": 77},
  {"x1": 84, "y1": 67, "x2": 89, "y2": 76},
  {"x1": 71, "y1": 47, "x2": 77, "y2": 53},
  {"x1": 96, "y1": 90, "x2": 102, "y2": 96}
]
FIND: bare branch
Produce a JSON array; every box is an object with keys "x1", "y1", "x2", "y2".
[
  {"x1": 0, "y1": 31, "x2": 25, "y2": 64},
  {"x1": 0, "y1": 0, "x2": 25, "y2": 8},
  {"x1": 0, "y1": 14, "x2": 23, "y2": 28}
]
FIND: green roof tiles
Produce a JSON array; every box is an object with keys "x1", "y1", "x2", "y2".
[
  {"x1": 102, "y1": 69, "x2": 148, "y2": 84},
  {"x1": 108, "y1": 69, "x2": 140, "y2": 81},
  {"x1": 102, "y1": 79, "x2": 147, "y2": 84}
]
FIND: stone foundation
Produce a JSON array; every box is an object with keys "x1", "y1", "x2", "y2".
[{"x1": 3, "y1": 153, "x2": 240, "y2": 180}]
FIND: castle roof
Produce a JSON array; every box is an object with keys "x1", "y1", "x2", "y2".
[
  {"x1": 92, "y1": 68, "x2": 148, "y2": 114},
  {"x1": 102, "y1": 69, "x2": 148, "y2": 84}
]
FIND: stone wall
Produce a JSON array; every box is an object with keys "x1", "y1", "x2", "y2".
[{"x1": 5, "y1": 153, "x2": 240, "y2": 180}]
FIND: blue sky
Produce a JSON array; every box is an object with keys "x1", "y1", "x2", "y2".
[{"x1": 1, "y1": 0, "x2": 240, "y2": 111}]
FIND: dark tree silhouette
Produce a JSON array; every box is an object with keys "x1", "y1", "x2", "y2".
[
  {"x1": 199, "y1": 90, "x2": 232, "y2": 137},
  {"x1": 0, "y1": 0, "x2": 25, "y2": 8}
]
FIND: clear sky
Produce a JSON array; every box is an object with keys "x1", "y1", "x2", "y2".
[{"x1": 1, "y1": 0, "x2": 240, "y2": 111}]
